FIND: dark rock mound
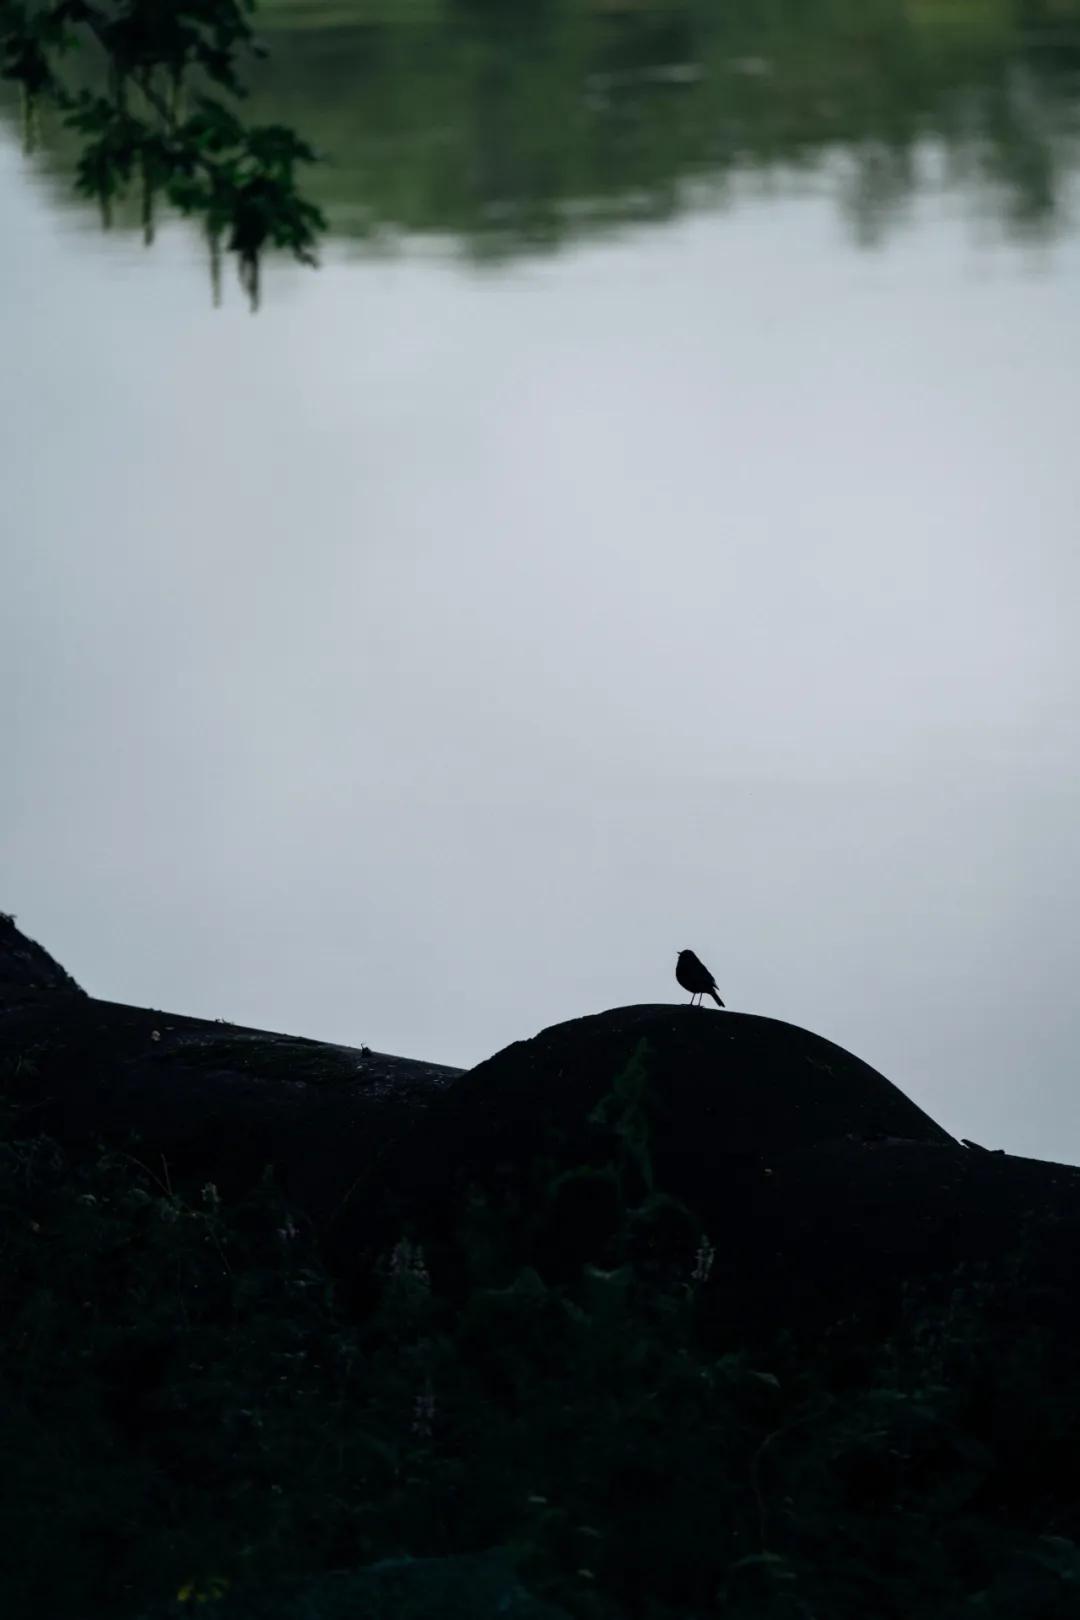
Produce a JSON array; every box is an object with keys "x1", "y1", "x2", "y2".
[
  {"x1": 400, "y1": 1006, "x2": 1080, "y2": 1338},
  {"x1": 0, "y1": 913, "x2": 84, "y2": 1006},
  {"x1": 6, "y1": 926, "x2": 1080, "y2": 1342},
  {"x1": 2, "y1": 993, "x2": 461, "y2": 1227},
  {"x1": 407, "y1": 1004, "x2": 952, "y2": 1196},
  {"x1": 0, "y1": 917, "x2": 461, "y2": 1250}
]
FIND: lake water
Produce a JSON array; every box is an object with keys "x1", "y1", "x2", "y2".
[{"x1": 3, "y1": 2, "x2": 1080, "y2": 1161}]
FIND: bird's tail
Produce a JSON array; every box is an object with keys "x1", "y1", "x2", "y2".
[{"x1": 709, "y1": 988, "x2": 725, "y2": 1008}]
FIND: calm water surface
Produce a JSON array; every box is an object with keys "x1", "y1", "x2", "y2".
[{"x1": 3, "y1": 3, "x2": 1080, "y2": 1160}]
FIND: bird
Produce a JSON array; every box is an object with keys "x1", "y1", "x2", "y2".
[{"x1": 675, "y1": 949, "x2": 725, "y2": 1008}]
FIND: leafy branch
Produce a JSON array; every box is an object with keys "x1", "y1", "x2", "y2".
[{"x1": 0, "y1": 0, "x2": 325, "y2": 306}]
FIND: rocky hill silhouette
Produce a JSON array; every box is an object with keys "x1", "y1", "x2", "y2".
[
  {"x1": 7, "y1": 912, "x2": 1080, "y2": 1619},
  {"x1": 3, "y1": 913, "x2": 1080, "y2": 1336}
]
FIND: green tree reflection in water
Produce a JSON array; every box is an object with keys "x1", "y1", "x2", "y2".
[
  {"x1": 3, "y1": 0, "x2": 1080, "y2": 299},
  {"x1": 214, "y1": 0, "x2": 1080, "y2": 256}
]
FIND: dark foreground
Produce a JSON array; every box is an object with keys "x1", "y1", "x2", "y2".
[{"x1": 3, "y1": 915, "x2": 1080, "y2": 1619}]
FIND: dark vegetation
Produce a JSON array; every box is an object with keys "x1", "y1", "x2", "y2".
[
  {"x1": 4, "y1": 915, "x2": 1080, "y2": 1618},
  {"x1": 0, "y1": 0, "x2": 324, "y2": 305}
]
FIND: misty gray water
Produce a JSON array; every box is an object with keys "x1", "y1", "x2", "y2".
[{"x1": 3, "y1": 4, "x2": 1080, "y2": 1162}]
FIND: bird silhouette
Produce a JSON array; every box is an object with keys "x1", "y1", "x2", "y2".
[{"x1": 675, "y1": 949, "x2": 725, "y2": 1008}]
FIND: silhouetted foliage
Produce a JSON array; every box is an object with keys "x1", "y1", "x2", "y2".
[
  {"x1": 4, "y1": 1049, "x2": 1080, "y2": 1620},
  {"x1": 0, "y1": 0, "x2": 323, "y2": 304}
]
